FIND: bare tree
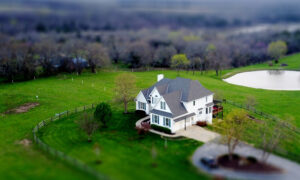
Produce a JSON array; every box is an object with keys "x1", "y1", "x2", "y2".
[
  {"x1": 85, "y1": 43, "x2": 110, "y2": 73},
  {"x1": 153, "y1": 45, "x2": 177, "y2": 67},
  {"x1": 190, "y1": 57, "x2": 202, "y2": 75},
  {"x1": 114, "y1": 73, "x2": 137, "y2": 113},
  {"x1": 259, "y1": 117, "x2": 290, "y2": 162},
  {"x1": 34, "y1": 40, "x2": 58, "y2": 76},
  {"x1": 205, "y1": 43, "x2": 230, "y2": 76},
  {"x1": 78, "y1": 113, "x2": 99, "y2": 142}
]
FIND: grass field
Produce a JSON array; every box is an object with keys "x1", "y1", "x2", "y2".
[
  {"x1": 0, "y1": 53, "x2": 300, "y2": 179},
  {"x1": 38, "y1": 109, "x2": 205, "y2": 180}
]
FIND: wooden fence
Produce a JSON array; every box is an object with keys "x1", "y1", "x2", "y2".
[
  {"x1": 32, "y1": 104, "x2": 107, "y2": 180},
  {"x1": 222, "y1": 99, "x2": 300, "y2": 134}
]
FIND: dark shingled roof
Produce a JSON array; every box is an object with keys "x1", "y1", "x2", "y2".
[
  {"x1": 150, "y1": 109, "x2": 173, "y2": 118},
  {"x1": 163, "y1": 91, "x2": 188, "y2": 117},
  {"x1": 142, "y1": 77, "x2": 213, "y2": 118}
]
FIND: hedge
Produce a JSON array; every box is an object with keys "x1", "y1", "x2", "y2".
[{"x1": 151, "y1": 124, "x2": 172, "y2": 134}]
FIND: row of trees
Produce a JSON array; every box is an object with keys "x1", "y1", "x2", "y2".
[
  {"x1": 0, "y1": 28, "x2": 295, "y2": 82},
  {"x1": 0, "y1": 39, "x2": 110, "y2": 82}
]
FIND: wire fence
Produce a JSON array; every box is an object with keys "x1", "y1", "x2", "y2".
[
  {"x1": 32, "y1": 103, "x2": 107, "y2": 180},
  {"x1": 222, "y1": 99, "x2": 300, "y2": 134},
  {"x1": 214, "y1": 99, "x2": 300, "y2": 161}
]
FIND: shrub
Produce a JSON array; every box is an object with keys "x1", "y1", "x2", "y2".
[
  {"x1": 268, "y1": 61, "x2": 273, "y2": 66},
  {"x1": 94, "y1": 102, "x2": 112, "y2": 127},
  {"x1": 197, "y1": 121, "x2": 207, "y2": 127},
  {"x1": 135, "y1": 110, "x2": 146, "y2": 116},
  {"x1": 136, "y1": 121, "x2": 151, "y2": 135},
  {"x1": 151, "y1": 124, "x2": 172, "y2": 134},
  {"x1": 135, "y1": 126, "x2": 149, "y2": 135},
  {"x1": 281, "y1": 63, "x2": 288, "y2": 67}
]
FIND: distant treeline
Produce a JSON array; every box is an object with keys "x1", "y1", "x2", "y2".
[{"x1": 1, "y1": 28, "x2": 300, "y2": 82}]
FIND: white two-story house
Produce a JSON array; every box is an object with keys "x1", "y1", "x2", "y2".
[{"x1": 135, "y1": 74, "x2": 214, "y2": 133}]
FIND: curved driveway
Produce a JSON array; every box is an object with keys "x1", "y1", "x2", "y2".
[{"x1": 192, "y1": 141, "x2": 300, "y2": 180}]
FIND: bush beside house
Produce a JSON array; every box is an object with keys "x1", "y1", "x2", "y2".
[{"x1": 151, "y1": 124, "x2": 172, "y2": 134}]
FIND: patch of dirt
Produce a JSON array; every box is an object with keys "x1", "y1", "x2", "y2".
[
  {"x1": 18, "y1": 139, "x2": 32, "y2": 147},
  {"x1": 5, "y1": 102, "x2": 40, "y2": 114},
  {"x1": 217, "y1": 154, "x2": 282, "y2": 173}
]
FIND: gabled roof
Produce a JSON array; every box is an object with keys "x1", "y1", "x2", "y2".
[
  {"x1": 143, "y1": 77, "x2": 213, "y2": 118},
  {"x1": 162, "y1": 90, "x2": 188, "y2": 117},
  {"x1": 142, "y1": 78, "x2": 171, "y2": 98}
]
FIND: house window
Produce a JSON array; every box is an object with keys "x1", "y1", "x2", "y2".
[
  {"x1": 209, "y1": 107, "x2": 212, "y2": 113},
  {"x1": 152, "y1": 114, "x2": 159, "y2": 124},
  {"x1": 199, "y1": 110, "x2": 202, "y2": 115},
  {"x1": 152, "y1": 97, "x2": 158, "y2": 104},
  {"x1": 163, "y1": 117, "x2": 171, "y2": 127},
  {"x1": 138, "y1": 102, "x2": 146, "y2": 110},
  {"x1": 206, "y1": 96, "x2": 208, "y2": 102},
  {"x1": 193, "y1": 101, "x2": 195, "y2": 106},
  {"x1": 206, "y1": 108, "x2": 208, "y2": 114},
  {"x1": 160, "y1": 101, "x2": 166, "y2": 110}
]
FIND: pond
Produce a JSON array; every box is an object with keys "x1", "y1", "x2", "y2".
[{"x1": 224, "y1": 70, "x2": 300, "y2": 90}]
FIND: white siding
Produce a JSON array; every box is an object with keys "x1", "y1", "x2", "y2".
[
  {"x1": 150, "y1": 113, "x2": 174, "y2": 132},
  {"x1": 153, "y1": 96, "x2": 172, "y2": 113},
  {"x1": 182, "y1": 95, "x2": 213, "y2": 124},
  {"x1": 135, "y1": 91, "x2": 150, "y2": 114},
  {"x1": 149, "y1": 87, "x2": 161, "y2": 108}
]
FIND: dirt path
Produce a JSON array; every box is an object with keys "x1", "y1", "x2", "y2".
[{"x1": 5, "y1": 102, "x2": 39, "y2": 114}]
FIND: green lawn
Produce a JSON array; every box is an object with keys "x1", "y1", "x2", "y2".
[
  {"x1": 0, "y1": 53, "x2": 300, "y2": 179},
  {"x1": 38, "y1": 109, "x2": 205, "y2": 180}
]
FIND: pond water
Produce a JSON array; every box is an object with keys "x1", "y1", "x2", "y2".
[{"x1": 224, "y1": 70, "x2": 300, "y2": 90}]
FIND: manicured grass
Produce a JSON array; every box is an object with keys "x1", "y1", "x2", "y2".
[
  {"x1": 38, "y1": 110, "x2": 205, "y2": 180},
  {"x1": 0, "y1": 53, "x2": 300, "y2": 179},
  {"x1": 222, "y1": 53, "x2": 300, "y2": 78}
]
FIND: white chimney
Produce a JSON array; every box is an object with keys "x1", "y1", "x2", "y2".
[{"x1": 157, "y1": 74, "x2": 164, "y2": 82}]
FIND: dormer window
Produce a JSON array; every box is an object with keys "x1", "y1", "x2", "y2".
[
  {"x1": 152, "y1": 97, "x2": 158, "y2": 104},
  {"x1": 193, "y1": 101, "x2": 195, "y2": 106},
  {"x1": 161, "y1": 101, "x2": 166, "y2": 110},
  {"x1": 206, "y1": 96, "x2": 208, "y2": 102}
]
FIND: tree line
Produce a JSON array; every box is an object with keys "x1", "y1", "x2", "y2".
[{"x1": 0, "y1": 28, "x2": 296, "y2": 82}]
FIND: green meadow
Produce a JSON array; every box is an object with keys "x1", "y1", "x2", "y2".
[{"x1": 0, "y1": 53, "x2": 300, "y2": 179}]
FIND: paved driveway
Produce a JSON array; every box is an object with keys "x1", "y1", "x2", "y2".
[
  {"x1": 192, "y1": 141, "x2": 300, "y2": 180},
  {"x1": 176, "y1": 125, "x2": 220, "y2": 142}
]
